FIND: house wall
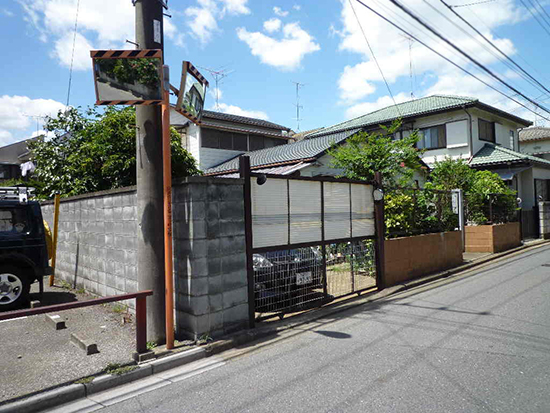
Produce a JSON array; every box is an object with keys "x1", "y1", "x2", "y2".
[
  {"x1": 200, "y1": 148, "x2": 244, "y2": 171},
  {"x1": 520, "y1": 168, "x2": 535, "y2": 209},
  {"x1": 520, "y1": 138, "x2": 550, "y2": 156},
  {"x1": 469, "y1": 108, "x2": 521, "y2": 155}
]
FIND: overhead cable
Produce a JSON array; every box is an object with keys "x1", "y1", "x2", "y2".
[{"x1": 353, "y1": 0, "x2": 550, "y2": 122}]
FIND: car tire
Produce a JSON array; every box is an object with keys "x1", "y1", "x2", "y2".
[{"x1": 0, "y1": 265, "x2": 30, "y2": 311}]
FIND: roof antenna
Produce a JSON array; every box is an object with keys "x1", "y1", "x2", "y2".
[
  {"x1": 292, "y1": 81, "x2": 305, "y2": 131},
  {"x1": 197, "y1": 65, "x2": 234, "y2": 110},
  {"x1": 400, "y1": 34, "x2": 415, "y2": 100}
]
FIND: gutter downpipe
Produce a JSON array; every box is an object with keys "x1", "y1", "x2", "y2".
[{"x1": 462, "y1": 105, "x2": 473, "y2": 160}]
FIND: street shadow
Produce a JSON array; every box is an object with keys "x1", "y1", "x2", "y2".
[
  {"x1": 313, "y1": 330, "x2": 352, "y2": 339},
  {"x1": 29, "y1": 287, "x2": 78, "y2": 307}
]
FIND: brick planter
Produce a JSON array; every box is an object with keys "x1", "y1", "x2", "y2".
[
  {"x1": 384, "y1": 231, "x2": 463, "y2": 287},
  {"x1": 464, "y1": 222, "x2": 521, "y2": 253}
]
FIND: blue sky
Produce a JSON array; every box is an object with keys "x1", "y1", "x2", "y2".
[{"x1": 1, "y1": 0, "x2": 550, "y2": 146}]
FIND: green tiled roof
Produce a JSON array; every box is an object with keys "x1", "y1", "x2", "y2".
[
  {"x1": 469, "y1": 143, "x2": 550, "y2": 167},
  {"x1": 308, "y1": 95, "x2": 477, "y2": 138},
  {"x1": 205, "y1": 128, "x2": 361, "y2": 174}
]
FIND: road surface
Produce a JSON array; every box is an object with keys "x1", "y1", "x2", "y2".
[{"x1": 62, "y1": 244, "x2": 550, "y2": 412}]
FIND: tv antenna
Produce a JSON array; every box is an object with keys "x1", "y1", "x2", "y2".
[
  {"x1": 23, "y1": 114, "x2": 48, "y2": 137},
  {"x1": 399, "y1": 34, "x2": 416, "y2": 99},
  {"x1": 292, "y1": 81, "x2": 305, "y2": 131},
  {"x1": 197, "y1": 65, "x2": 234, "y2": 110}
]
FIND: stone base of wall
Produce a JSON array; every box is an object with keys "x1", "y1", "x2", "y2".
[
  {"x1": 384, "y1": 231, "x2": 463, "y2": 287},
  {"x1": 465, "y1": 222, "x2": 521, "y2": 253}
]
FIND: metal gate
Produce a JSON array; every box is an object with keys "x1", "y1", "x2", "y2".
[{"x1": 239, "y1": 156, "x2": 384, "y2": 325}]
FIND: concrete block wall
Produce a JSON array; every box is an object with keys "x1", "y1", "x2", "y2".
[
  {"x1": 41, "y1": 187, "x2": 138, "y2": 308},
  {"x1": 172, "y1": 176, "x2": 248, "y2": 340},
  {"x1": 540, "y1": 202, "x2": 550, "y2": 239}
]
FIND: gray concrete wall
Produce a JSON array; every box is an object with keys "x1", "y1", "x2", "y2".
[
  {"x1": 41, "y1": 177, "x2": 250, "y2": 338},
  {"x1": 41, "y1": 187, "x2": 138, "y2": 309},
  {"x1": 172, "y1": 176, "x2": 248, "y2": 340},
  {"x1": 539, "y1": 201, "x2": 550, "y2": 239}
]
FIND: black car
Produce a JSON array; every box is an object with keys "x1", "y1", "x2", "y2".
[
  {"x1": 253, "y1": 247, "x2": 326, "y2": 314},
  {"x1": 0, "y1": 187, "x2": 51, "y2": 310}
]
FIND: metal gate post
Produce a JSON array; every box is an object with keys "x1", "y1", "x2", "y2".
[
  {"x1": 239, "y1": 156, "x2": 255, "y2": 328},
  {"x1": 373, "y1": 172, "x2": 386, "y2": 290},
  {"x1": 320, "y1": 182, "x2": 328, "y2": 298}
]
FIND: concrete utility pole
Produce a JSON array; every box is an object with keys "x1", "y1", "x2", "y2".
[{"x1": 135, "y1": 0, "x2": 165, "y2": 343}]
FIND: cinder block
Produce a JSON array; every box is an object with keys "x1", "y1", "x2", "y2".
[
  {"x1": 207, "y1": 239, "x2": 220, "y2": 258},
  {"x1": 222, "y1": 286, "x2": 248, "y2": 309},
  {"x1": 71, "y1": 333, "x2": 99, "y2": 355},
  {"x1": 219, "y1": 185, "x2": 243, "y2": 201},
  {"x1": 178, "y1": 295, "x2": 210, "y2": 316},
  {"x1": 209, "y1": 293, "x2": 223, "y2": 312},
  {"x1": 222, "y1": 303, "x2": 249, "y2": 325},
  {"x1": 45, "y1": 314, "x2": 66, "y2": 330},
  {"x1": 207, "y1": 258, "x2": 221, "y2": 276},
  {"x1": 221, "y1": 253, "x2": 247, "y2": 274},
  {"x1": 208, "y1": 274, "x2": 223, "y2": 295},
  {"x1": 219, "y1": 201, "x2": 244, "y2": 220},
  {"x1": 30, "y1": 300, "x2": 41, "y2": 308},
  {"x1": 206, "y1": 219, "x2": 220, "y2": 239},
  {"x1": 207, "y1": 184, "x2": 221, "y2": 201},
  {"x1": 207, "y1": 202, "x2": 219, "y2": 222},
  {"x1": 222, "y1": 269, "x2": 247, "y2": 291}
]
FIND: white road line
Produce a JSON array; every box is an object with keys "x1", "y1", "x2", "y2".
[{"x1": 0, "y1": 316, "x2": 27, "y2": 324}]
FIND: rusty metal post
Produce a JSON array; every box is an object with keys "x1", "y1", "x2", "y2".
[
  {"x1": 239, "y1": 156, "x2": 255, "y2": 329},
  {"x1": 136, "y1": 295, "x2": 147, "y2": 353}
]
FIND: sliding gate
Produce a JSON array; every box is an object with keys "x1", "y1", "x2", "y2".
[{"x1": 240, "y1": 157, "x2": 384, "y2": 324}]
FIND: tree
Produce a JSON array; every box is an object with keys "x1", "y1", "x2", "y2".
[
  {"x1": 28, "y1": 106, "x2": 200, "y2": 199},
  {"x1": 328, "y1": 120, "x2": 425, "y2": 187},
  {"x1": 424, "y1": 157, "x2": 476, "y2": 192}
]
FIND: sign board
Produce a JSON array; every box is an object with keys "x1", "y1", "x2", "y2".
[
  {"x1": 90, "y1": 49, "x2": 163, "y2": 105},
  {"x1": 175, "y1": 61, "x2": 209, "y2": 125},
  {"x1": 452, "y1": 192, "x2": 459, "y2": 214}
]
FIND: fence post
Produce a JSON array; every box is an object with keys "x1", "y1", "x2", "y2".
[
  {"x1": 239, "y1": 156, "x2": 255, "y2": 329},
  {"x1": 136, "y1": 296, "x2": 147, "y2": 354},
  {"x1": 373, "y1": 172, "x2": 386, "y2": 290}
]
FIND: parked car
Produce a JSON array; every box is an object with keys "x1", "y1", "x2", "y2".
[
  {"x1": 253, "y1": 247, "x2": 325, "y2": 314},
  {"x1": 0, "y1": 187, "x2": 52, "y2": 311}
]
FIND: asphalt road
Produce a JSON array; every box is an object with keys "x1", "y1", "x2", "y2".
[{"x1": 81, "y1": 244, "x2": 550, "y2": 412}]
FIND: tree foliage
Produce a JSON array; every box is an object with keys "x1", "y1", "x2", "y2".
[
  {"x1": 28, "y1": 106, "x2": 200, "y2": 199},
  {"x1": 328, "y1": 120, "x2": 426, "y2": 187}
]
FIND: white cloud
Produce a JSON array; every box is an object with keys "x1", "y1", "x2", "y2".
[
  {"x1": 263, "y1": 18, "x2": 282, "y2": 33},
  {"x1": 220, "y1": 0, "x2": 250, "y2": 15},
  {"x1": 293, "y1": 5, "x2": 301, "y2": 11},
  {"x1": 345, "y1": 93, "x2": 410, "y2": 119},
  {"x1": 237, "y1": 22, "x2": 320, "y2": 71},
  {"x1": 19, "y1": 0, "x2": 183, "y2": 69},
  {"x1": 0, "y1": 95, "x2": 66, "y2": 146},
  {"x1": 216, "y1": 103, "x2": 269, "y2": 120},
  {"x1": 2, "y1": 9, "x2": 14, "y2": 17},
  {"x1": 333, "y1": 0, "x2": 529, "y2": 118},
  {"x1": 209, "y1": 87, "x2": 224, "y2": 101},
  {"x1": 52, "y1": 32, "x2": 94, "y2": 71},
  {"x1": 273, "y1": 6, "x2": 289, "y2": 17}
]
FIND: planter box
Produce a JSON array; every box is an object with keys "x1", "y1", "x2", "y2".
[
  {"x1": 384, "y1": 231, "x2": 463, "y2": 287},
  {"x1": 465, "y1": 222, "x2": 521, "y2": 253}
]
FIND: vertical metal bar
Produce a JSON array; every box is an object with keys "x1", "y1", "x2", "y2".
[
  {"x1": 162, "y1": 86, "x2": 174, "y2": 350},
  {"x1": 239, "y1": 156, "x2": 255, "y2": 328},
  {"x1": 489, "y1": 194, "x2": 493, "y2": 224},
  {"x1": 412, "y1": 188, "x2": 417, "y2": 234},
  {"x1": 136, "y1": 296, "x2": 147, "y2": 354},
  {"x1": 49, "y1": 193, "x2": 60, "y2": 287},
  {"x1": 374, "y1": 172, "x2": 386, "y2": 290},
  {"x1": 349, "y1": 184, "x2": 355, "y2": 292},
  {"x1": 320, "y1": 182, "x2": 327, "y2": 298},
  {"x1": 287, "y1": 180, "x2": 291, "y2": 245}
]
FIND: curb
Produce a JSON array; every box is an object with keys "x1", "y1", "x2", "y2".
[{"x1": 3, "y1": 239, "x2": 549, "y2": 413}]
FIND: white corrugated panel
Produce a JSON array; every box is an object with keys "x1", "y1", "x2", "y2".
[
  {"x1": 251, "y1": 178, "x2": 288, "y2": 248},
  {"x1": 351, "y1": 184, "x2": 375, "y2": 237},
  {"x1": 323, "y1": 182, "x2": 351, "y2": 240},
  {"x1": 289, "y1": 180, "x2": 322, "y2": 243}
]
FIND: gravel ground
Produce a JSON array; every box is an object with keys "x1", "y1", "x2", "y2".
[{"x1": 0, "y1": 281, "x2": 135, "y2": 404}]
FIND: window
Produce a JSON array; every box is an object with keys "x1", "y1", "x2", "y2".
[
  {"x1": 417, "y1": 125, "x2": 446, "y2": 149},
  {"x1": 233, "y1": 133, "x2": 248, "y2": 151},
  {"x1": 479, "y1": 119, "x2": 495, "y2": 142},
  {"x1": 249, "y1": 135, "x2": 265, "y2": 151},
  {"x1": 201, "y1": 128, "x2": 222, "y2": 148},
  {"x1": 0, "y1": 207, "x2": 29, "y2": 234},
  {"x1": 509, "y1": 130, "x2": 515, "y2": 150}
]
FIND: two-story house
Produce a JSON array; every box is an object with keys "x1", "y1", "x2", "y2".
[
  {"x1": 0, "y1": 137, "x2": 37, "y2": 181},
  {"x1": 206, "y1": 95, "x2": 549, "y2": 235},
  {"x1": 170, "y1": 107, "x2": 293, "y2": 171}
]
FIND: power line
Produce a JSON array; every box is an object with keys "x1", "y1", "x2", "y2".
[
  {"x1": 66, "y1": 0, "x2": 80, "y2": 107},
  {"x1": 529, "y1": 0, "x2": 550, "y2": 29},
  {"x1": 450, "y1": 0, "x2": 496, "y2": 7},
  {"x1": 353, "y1": 0, "x2": 550, "y2": 122},
  {"x1": 439, "y1": 0, "x2": 550, "y2": 99},
  {"x1": 385, "y1": 0, "x2": 550, "y2": 116},
  {"x1": 532, "y1": 0, "x2": 550, "y2": 25},
  {"x1": 518, "y1": 0, "x2": 550, "y2": 38},
  {"x1": 348, "y1": 0, "x2": 402, "y2": 116}
]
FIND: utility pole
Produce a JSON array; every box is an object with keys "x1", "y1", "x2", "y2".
[
  {"x1": 134, "y1": 0, "x2": 165, "y2": 343},
  {"x1": 291, "y1": 81, "x2": 304, "y2": 131}
]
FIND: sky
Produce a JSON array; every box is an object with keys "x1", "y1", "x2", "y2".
[{"x1": 1, "y1": 0, "x2": 550, "y2": 147}]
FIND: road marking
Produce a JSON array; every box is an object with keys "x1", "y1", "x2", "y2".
[{"x1": 0, "y1": 316, "x2": 27, "y2": 324}]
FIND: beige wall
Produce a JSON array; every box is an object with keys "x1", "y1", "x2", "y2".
[{"x1": 465, "y1": 222, "x2": 521, "y2": 253}]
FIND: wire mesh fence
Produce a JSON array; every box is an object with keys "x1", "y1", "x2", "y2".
[
  {"x1": 253, "y1": 239, "x2": 377, "y2": 319},
  {"x1": 464, "y1": 192, "x2": 519, "y2": 225},
  {"x1": 385, "y1": 187, "x2": 458, "y2": 238}
]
